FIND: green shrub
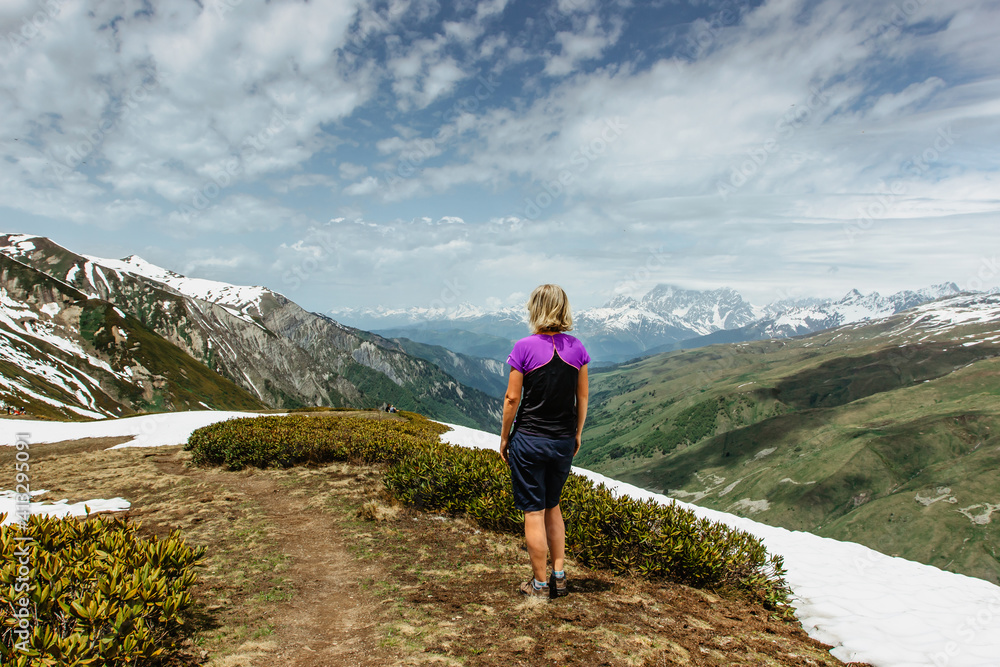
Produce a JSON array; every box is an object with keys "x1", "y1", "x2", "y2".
[
  {"x1": 0, "y1": 513, "x2": 204, "y2": 667},
  {"x1": 187, "y1": 413, "x2": 789, "y2": 607},
  {"x1": 184, "y1": 412, "x2": 448, "y2": 469}
]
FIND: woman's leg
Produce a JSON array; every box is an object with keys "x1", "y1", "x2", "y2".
[
  {"x1": 524, "y1": 510, "x2": 548, "y2": 582},
  {"x1": 544, "y1": 504, "x2": 565, "y2": 573}
]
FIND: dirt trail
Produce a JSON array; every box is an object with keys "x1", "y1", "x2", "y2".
[{"x1": 224, "y1": 473, "x2": 379, "y2": 667}]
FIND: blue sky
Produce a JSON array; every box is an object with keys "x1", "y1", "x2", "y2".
[{"x1": 1, "y1": 0, "x2": 998, "y2": 315}]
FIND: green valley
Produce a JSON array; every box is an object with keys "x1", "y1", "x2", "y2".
[{"x1": 579, "y1": 295, "x2": 1000, "y2": 584}]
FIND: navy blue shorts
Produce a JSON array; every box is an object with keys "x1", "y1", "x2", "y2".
[{"x1": 507, "y1": 430, "x2": 575, "y2": 512}]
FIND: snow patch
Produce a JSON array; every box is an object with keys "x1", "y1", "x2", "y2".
[
  {"x1": 753, "y1": 447, "x2": 777, "y2": 460},
  {"x1": 915, "y1": 488, "x2": 958, "y2": 506},
  {"x1": 729, "y1": 498, "x2": 771, "y2": 514},
  {"x1": 0, "y1": 489, "x2": 130, "y2": 526},
  {"x1": 956, "y1": 503, "x2": 1000, "y2": 526},
  {"x1": 0, "y1": 411, "x2": 282, "y2": 449},
  {"x1": 718, "y1": 478, "x2": 743, "y2": 497}
]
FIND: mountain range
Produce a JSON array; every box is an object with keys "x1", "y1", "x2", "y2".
[
  {"x1": 334, "y1": 282, "x2": 968, "y2": 363},
  {"x1": 0, "y1": 233, "x2": 500, "y2": 428}
]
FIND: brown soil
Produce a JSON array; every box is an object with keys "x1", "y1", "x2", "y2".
[{"x1": 0, "y1": 437, "x2": 871, "y2": 667}]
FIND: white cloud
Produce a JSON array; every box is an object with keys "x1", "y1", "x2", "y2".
[
  {"x1": 388, "y1": 35, "x2": 471, "y2": 110},
  {"x1": 3, "y1": 0, "x2": 999, "y2": 313},
  {"x1": 544, "y1": 14, "x2": 624, "y2": 77},
  {"x1": 165, "y1": 194, "x2": 312, "y2": 236},
  {"x1": 0, "y1": 0, "x2": 371, "y2": 220},
  {"x1": 268, "y1": 173, "x2": 339, "y2": 194},
  {"x1": 344, "y1": 176, "x2": 382, "y2": 196},
  {"x1": 867, "y1": 77, "x2": 947, "y2": 119},
  {"x1": 338, "y1": 162, "x2": 369, "y2": 180}
]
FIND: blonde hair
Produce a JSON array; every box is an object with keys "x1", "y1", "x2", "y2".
[{"x1": 527, "y1": 284, "x2": 573, "y2": 333}]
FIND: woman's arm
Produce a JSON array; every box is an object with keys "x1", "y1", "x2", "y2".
[
  {"x1": 574, "y1": 364, "x2": 589, "y2": 456},
  {"x1": 499, "y1": 367, "x2": 523, "y2": 463}
]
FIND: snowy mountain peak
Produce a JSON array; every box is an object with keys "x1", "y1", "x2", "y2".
[
  {"x1": 839, "y1": 288, "x2": 866, "y2": 303},
  {"x1": 605, "y1": 294, "x2": 639, "y2": 309},
  {"x1": 80, "y1": 253, "x2": 276, "y2": 324}
]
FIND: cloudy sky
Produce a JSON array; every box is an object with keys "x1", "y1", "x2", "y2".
[{"x1": 1, "y1": 0, "x2": 998, "y2": 315}]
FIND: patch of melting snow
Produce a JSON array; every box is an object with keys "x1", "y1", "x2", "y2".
[
  {"x1": 753, "y1": 447, "x2": 777, "y2": 461},
  {"x1": 717, "y1": 478, "x2": 743, "y2": 497},
  {"x1": 956, "y1": 503, "x2": 1000, "y2": 526},
  {"x1": 0, "y1": 490, "x2": 130, "y2": 525},
  {"x1": 40, "y1": 302, "x2": 60, "y2": 317},
  {"x1": 666, "y1": 487, "x2": 712, "y2": 502},
  {"x1": 915, "y1": 488, "x2": 958, "y2": 506},
  {"x1": 729, "y1": 498, "x2": 771, "y2": 514}
]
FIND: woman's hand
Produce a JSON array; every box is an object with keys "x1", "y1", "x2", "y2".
[
  {"x1": 500, "y1": 438, "x2": 509, "y2": 463},
  {"x1": 574, "y1": 434, "x2": 582, "y2": 457}
]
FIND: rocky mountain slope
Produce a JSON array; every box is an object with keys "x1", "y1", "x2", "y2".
[
  {"x1": 388, "y1": 337, "x2": 508, "y2": 399},
  {"x1": 0, "y1": 251, "x2": 265, "y2": 419},
  {"x1": 0, "y1": 234, "x2": 500, "y2": 428},
  {"x1": 337, "y1": 283, "x2": 966, "y2": 362},
  {"x1": 579, "y1": 293, "x2": 1000, "y2": 584}
]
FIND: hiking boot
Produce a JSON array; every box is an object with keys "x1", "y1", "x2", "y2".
[
  {"x1": 519, "y1": 578, "x2": 549, "y2": 599},
  {"x1": 549, "y1": 572, "x2": 568, "y2": 598}
]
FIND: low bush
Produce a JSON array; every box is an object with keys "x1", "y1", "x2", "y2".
[
  {"x1": 187, "y1": 413, "x2": 789, "y2": 607},
  {"x1": 184, "y1": 412, "x2": 447, "y2": 469},
  {"x1": 0, "y1": 513, "x2": 204, "y2": 666}
]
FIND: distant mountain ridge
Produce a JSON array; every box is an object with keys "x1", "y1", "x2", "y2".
[
  {"x1": 335, "y1": 282, "x2": 967, "y2": 362},
  {"x1": 0, "y1": 233, "x2": 500, "y2": 428}
]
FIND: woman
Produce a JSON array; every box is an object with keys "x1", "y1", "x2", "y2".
[{"x1": 500, "y1": 284, "x2": 589, "y2": 599}]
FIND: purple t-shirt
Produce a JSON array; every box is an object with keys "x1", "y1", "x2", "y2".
[
  {"x1": 506, "y1": 333, "x2": 590, "y2": 439},
  {"x1": 506, "y1": 333, "x2": 590, "y2": 374}
]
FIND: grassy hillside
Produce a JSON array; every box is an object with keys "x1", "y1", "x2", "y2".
[{"x1": 580, "y1": 299, "x2": 1000, "y2": 584}]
